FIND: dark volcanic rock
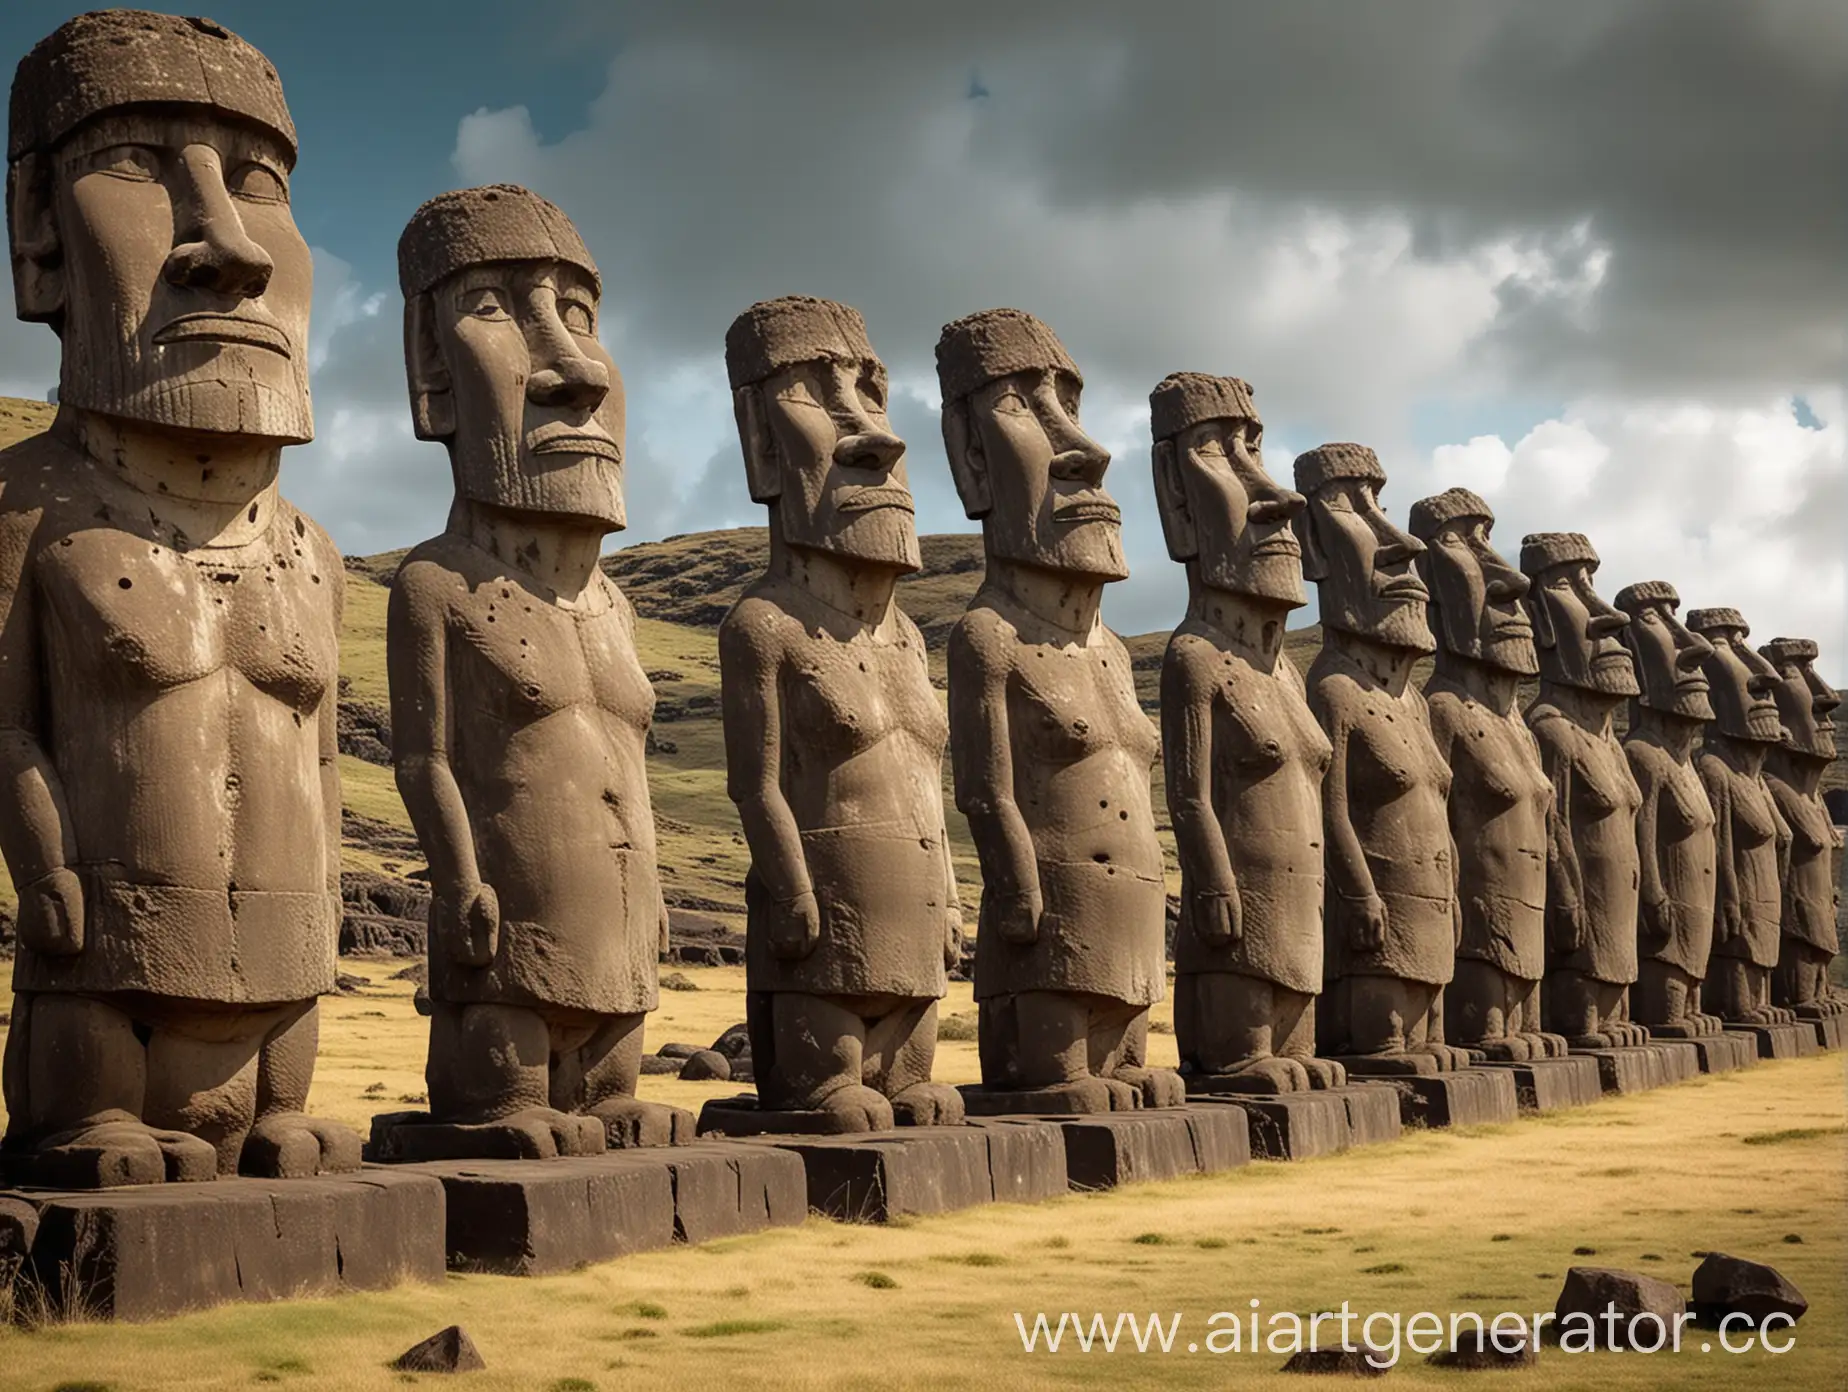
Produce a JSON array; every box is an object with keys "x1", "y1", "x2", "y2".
[
  {"x1": 1691, "y1": 1253, "x2": 1808, "y2": 1328},
  {"x1": 711, "y1": 1023, "x2": 752, "y2": 1059},
  {"x1": 639, "y1": 1054, "x2": 685, "y2": 1076},
  {"x1": 678, "y1": 1050, "x2": 731, "y2": 1082},
  {"x1": 1553, "y1": 1267, "x2": 1685, "y2": 1349},
  {"x1": 1281, "y1": 1343, "x2": 1393, "y2": 1376},
  {"x1": 1428, "y1": 1325, "x2": 1539, "y2": 1368},
  {"x1": 391, "y1": 1325, "x2": 486, "y2": 1373}
]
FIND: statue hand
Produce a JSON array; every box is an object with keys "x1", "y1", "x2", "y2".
[
  {"x1": 1640, "y1": 896, "x2": 1675, "y2": 952},
  {"x1": 943, "y1": 904, "x2": 965, "y2": 971},
  {"x1": 1191, "y1": 884, "x2": 1241, "y2": 947},
  {"x1": 437, "y1": 882, "x2": 499, "y2": 968},
  {"x1": 1717, "y1": 901, "x2": 1744, "y2": 945},
  {"x1": 1552, "y1": 898, "x2": 1583, "y2": 955},
  {"x1": 768, "y1": 890, "x2": 821, "y2": 961},
  {"x1": 18, "y1": 867, "x2": 83, "y2": 956},
  {"x1": 984, "y1": 888, "x2": 1042, "y2": 946},
  {"x1": 1344, "y1": 892, "x2": 1389, "y2": 953}
]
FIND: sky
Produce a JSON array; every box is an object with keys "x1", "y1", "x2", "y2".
[{"x1": 1, "y1": 1, "x2": 1841, "y2": 673}]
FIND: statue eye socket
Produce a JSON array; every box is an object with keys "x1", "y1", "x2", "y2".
[
  {"x1": 229, "y1": 162, "x2": 288, "y2": 203},
  {"x1": 456, "y1": 287, "x2": 511, "y2": 321},
  {"x1": 1192, "y1": 438, "x2": 1228, "y2": 460},
  {"x1": 559, "y1": 298, "x2": 595, "y2": 335},
  {"x1": 90, "y1": 145, "x2": 160, "y2": 182},
  {"x1": 992, "y1": 387, "x2": 1031, "y2": 416},
  {"x1": 773, "y1": 377, "x2": 822, "y2": 409},
  {"x1": 857, "y1": 374, "x2": 887, "y2": 415}
]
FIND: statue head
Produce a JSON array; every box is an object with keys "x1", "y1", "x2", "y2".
[
  {"x1": 1759, "y1": 636, "x2": 1836, "y2": 761},
  {"x1": 8, "y1": 11, "x2": 311, "y2": 442},
  {"x1": 1290, "y1": 443, "x2": 1433, "y2": 653},
  {"x1": 1519, "y1": 533, "x2": 1638, "y2": 697},
  {"x1": 1685, "y1": 608, "x2": 1783, "y2": 743},
  {"x1": 1149, "y1": 372, "x2": 1305, "y2": 608},
  {"x1": 1613, "y1": 580, "x2": 1713, "y2": 721},
  {"x1": 1409, "y1": 487, "x2": 1536, "y2": 676},
  {"x1": 400, "y1": 184, "x2": 624, "y2": 529},
  {"x1": 937, "y1": 308, "x2": 1123, "y2": 581},
  {"x1": 725, "y1": 295, "x2": 918, "y2": 572}
]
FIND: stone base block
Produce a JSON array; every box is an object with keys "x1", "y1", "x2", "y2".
[
  {"x1": 1035, "y1": 1106, "x2": 1250, "y2": 1190},
  {"x1": 1719, "y1": 1023, "x2": 1815, "y2": 1061},
  {"x1": 696, "y1": 1095, "x2": 954, "y2": 1137},
  {"x1": 1650, "y1": 1039, "x2": 1703, "y2": 1083},
  {"x1": 1571, "y1": 1043, "x2": 1697, "y2": 1094},
  {"x1": 955, "y1": 1082, "x2": 1158, "y2": 1115},
  {"x1": 1688, "y1": 1033, "x2": 1758, "y2": 1073},
  {"x1": 1804, "y1": 1015, "x2": 1845, "y2": 1050},
  {"x1": 402, "y1": 1143, "x2": 804, "y2": 1274},
  {"x1": 1184, "y1": 1085, "x2": 1401, "y2": 1160},
  {"x1": 743, "y1": 1122, "x2": 1066, "y2": 1222},
  {"x1": 1338, "y1": 1066, "x2": 1519, "y2": 1128},
  {"x1": 1479, "y1": 1055, "x2": 1604, "y2": 1112},
  {"x1": 1, "y1": 1167, "x2": 444, "y2": 1322}
]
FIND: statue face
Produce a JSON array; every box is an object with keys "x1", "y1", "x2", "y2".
[
  {"x1": 1166, "y1": 418, "x2": 1305, "y2": 606},
  {"x1": 756, "y1": 354, "x2": 919, "y2": 571},
  {"x1": 1530, "y1": 563, "x2": 1638, "y2": 696},
  {"x1": 968, "y1": 367, "x2": 1125, "y2": 581},
  {"x1": 1302, "y1": 477, "x2": 1433, "y2": 652},
  {"x1": 1766, "y1": 651, "x2": 1837, "y2": 759},
  {"x1": 1624, "y1": 599, "x2": 1713, "y2": 719},
  {"x1": 432, "y1": 259, "x2": 625, "y2": 528},
  {"x1": 1699, "y1": 627, "x2": 1783, "y2": 742},
  {"x1": 1421, "y1": 516, "x2": 1537, "y2": 675},
  {"x1": 50, "y1": 110, "x2": 312, "y2": 441}
]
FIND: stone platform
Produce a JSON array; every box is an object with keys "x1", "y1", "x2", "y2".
[
  {"x1": 1722, "y1": 1022, "x2": 1817, "y2": 1061},
  {"x1": 1688, "y1": 1032, "x2": 1759, "y2": 1072},
  {"x1": 1571, "y1": 1041, "x2": 1700, "y2": 1094},
  {"x1": 399, "y1": 1143, "x2": 806, "y2": 1275},
  {"x1": 1801, "y1": 1014, "x2": 1845, "y2": 1050},
  {"x1": 0, "y1": 1168, "x2": 444, "y2": 1322},
  {"x1": 739, "y1": 1121, "x2": 1068, "y2": 1222},
  {"x1": 1182, "y1": 1081, "x2": 1402, "y2": 1160},
  {"x1": 1331, "y1": 1059, "x2": 1520, "y2": 1128},
  {"x1": 1476, "y1": 1055, "x2": 1604, "y2": 1112}
]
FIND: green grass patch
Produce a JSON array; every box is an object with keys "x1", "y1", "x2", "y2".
[{"x1": 682, "y1": 1319, "x2": 790, "y2": 1339}]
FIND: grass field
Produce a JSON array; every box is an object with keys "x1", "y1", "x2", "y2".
[{"x1": 0, "y1": 966, "x2": 1840, "y2": 1391}]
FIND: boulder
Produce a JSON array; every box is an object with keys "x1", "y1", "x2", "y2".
[
  {"x1": 1428, "y1": 1325, "x2": 1539, "y2": 1369},
  {"x1": 711, "y1": 1023, "x2": 752, "y2": 1059},
  {"x1": 1281, "y1": 1344, "x2": 1393, "y2": 1376},
  {"x1": 391, "y1": 1325, "x2": 485, "y2": 1373},
  {"x1": 1553, "y1": 1267, "x2": 1685, "y2": 1349},
  {"x1": 656, "y1": 1042, "x2": 703, "y2": 1059},
  {"x1": 678, "y1": 1050, "x2": 731, "y2": 1082},
  {"x1": 639, "y1": 1055, "x2": 684, "y2": 1076},
  {"x1": 1690, "y1": 1253, "x2": 1808, "y2": 1328}
]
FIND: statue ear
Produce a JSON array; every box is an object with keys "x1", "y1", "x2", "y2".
[
  {"x1": 8, "y1": 154, "x2": 65, "y2": 328},
  {"x1": 941, "y1": 397, "x2": 992, "y2": 519},
  {"x1": 1527, "y1": 586, "x2": 1557, "y2": 651},
  {"x1": 1151, "y1": 439, "x2": 1197, "y2": 562},
  {"x1": 404, "y1": 294, "x2": 455, "y2": 441},
  {"x1": 734, "y1": 385, "x2": 781, "y2": 503},
  {"x1": 1293, "y1": 497, "x2": 1330, "y2": 583}
]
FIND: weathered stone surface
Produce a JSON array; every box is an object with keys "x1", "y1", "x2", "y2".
[
  {"x1": 699, "y1": 1096, "x2": 877, "y2": 1137},
  {"x1": 1736, "y1": 1022, "x2": 1818, "y2": 1060},
  {"x1": 1689, "y1": 1033, "x2": 1758, "y2": 1073},
  {"x1": 1574, "y1": 1043, "x2": 1699, "y2": 1094},
  {"x1": 958, "y1": 1119, "x2": 1070, "y2": 1205},
  {"x1": 1281, "y1": 1343, "x2": 1393, "y2": 1376},
  {"x1": 1690, "y1": 1252, "x2": 1808, "y2": 1328},
  {"x1": 1341, "y1": 1064, "x2": 1517, "y2": 1128},
  {"x1": 678, "y1": 1050, "x2": 732, "y2": 1082},
  {"x1": 659, "y1": 1143, "x2": 807, "y2": 1244},
  {"x1": 1479, "y1": 1055, "x2": 1604, "y2": 1112},
  {"x1": 1053, "y1": 1107, "x2": 1250, "y2": 1189},
  {"x1": 0, "y1": 1196, "x2": 37, "y2": 1290},
  {"x1": 1340, "y1": 1084, "x2": 1405, "y2": 1146},
  {"x1": 392, "y1": 1325, "x2": 486, "y2": 1373},
  {"x1": 1553, "y1": 1267, "x2": 1686, "y2": 1349},
  {"x1": 1428, "y1": 1325, "x2": 1540, "y2": 1369},
  {"x1": 408, "y1": 1153, "x2": 676, "y2": 1275},
  {"x1": 1809, "y1": 1016, "x2": 1844, "y2": 1050},
  {"x1": 5, "y1": 1169, "x2": 444, "y2": 1321},
  {"x1": 1188, "y1": 1088, "x2": 1351, "y2": 1161},
  {"x1": 750, "y1": 1127, "x2": 993, "y2": 1222},
  {"x1": 657, "y1": 1043, "x2": 704, "y2": 1060}
]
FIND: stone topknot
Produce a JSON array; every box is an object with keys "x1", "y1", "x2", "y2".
[
  {"x1": 935, "y1": 308, "x2": 1080, "y2": 405},
  {"x1": 1686, "y1": 607, "x2": 1748, "y2": 636},
  {"x1": 1408, "y1": 487, "x2": 1493, "y2": 541},
  {"x1": 1613, "y1": 580, "x2": 1680, "y2": 613},
  {"x1": 724, "y1": 296, "x2": 876, "y2": 391},
  {"x1": 1759, "y1": 636, "x2": 1819, "y2": 664},
  {"x1": 1148, "y1": 372, "x2": 1259, "y2": 443},
  {"x1": 10, "y1": 10, "x2": 295, "y2": 163},
  {"x1": 1520, "y1": 532, "x2": 1599, "y2": 576},
  {"x1": 1293, "y1": 443, "x2": 1385, "y2": 495},
  {"x1": 397, "y1": 185, "x2": 597, "y2": 300}
]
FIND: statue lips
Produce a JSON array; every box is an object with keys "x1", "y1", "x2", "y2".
[
  {"x1": 1051, "y1": 490, "x2": 1121, "y2": 525},
  {"x1": 1490, "y1": 614, "x2": 1532, "y2": 641},
  {"x1": 1376, "y1": 572, "x2": 1429, "y2": 603},
  {"x1": 527, "y1": 424, "x2": 622, "y2": 463},
  {"x1": 152, "y1": 311, "x2": 291, "y2": 356},
  {"x1": 836, "y1": 484, "x2": 915, "y2": 514},
  {"x1": 1250, "y1": 532, "x2": 1300, "y2": 559}
]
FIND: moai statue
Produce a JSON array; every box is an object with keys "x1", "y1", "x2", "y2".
[
  {"x1": 374, "y1": 186, "x2": 692, "y2": 1160},
  {"x1": 0, "y1": 12, "x2": 360, "y2": 1186},
  {"x1": 1409, "y1": 489, "x2": 1563, "y2": 1061},
  {"x1": 941, "y1": 309, "x2": 1182, "y2": 1112},
  {"x1": 1612, "y1": 581, "x2": 1724, "y2": 1039},
  {"x1": 715, "y1": 296, "x2": 963, "y2": 1132},
  {"x1": 1520, "y1": 534, "x2": 1648, "y2": 1049},
  {"x1": 1686, "y1": 608, "x2": 1792, "y2": 1026},
  {"x1": 1758, "y1": 637, "x2": 1844, "y2": 1020},
  {"x1": 1293, "y1": 445, "x2": 1468, "y2": 1072},
  {"x1": 1150, "y1": 373, "x2": 1345, "y2": 1093}
]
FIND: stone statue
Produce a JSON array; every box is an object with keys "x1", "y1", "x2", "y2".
[
  {"x1": 1758, "y1": 637, "x2": 1844, "y2": 1020},
  {"x1": 716, "y1": 296, "x2": 963, "y2": 1131},
  {"x1": 1520, "y1": 534, "x2": 1648, "y2": 1049},
  {"x1": 377, "y1": 185, "x2": 691, "y2": 1160},
  {"x1": 1294, "y1": 445, "x2": 1467, "y2": 1071},
  {"x1": 0, "y1": 11, "x2": 360, "y2": 1186},
  {"x1": 1150, "y1": 373, "x2": 1344, "y2": 1092},
  {"x1": 1686, "y1": 608, "x2": 1792, "y2": 1025},
  {"x1": 1612, "y1": 581, "x2": 1724, "y2": 1039},
  {"x1": 1409, "y1": 489, "x2": 1563, "y2": 1061},
  {"x1": 942, "y1": 309, "x2": 1181, "y2": 1111}
]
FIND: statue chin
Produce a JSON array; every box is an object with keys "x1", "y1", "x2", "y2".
[
  {"x1": 1479, "y1": 633, "x2": 1540, "y2": 677},
  {"x1": 786, "y1": 507, "x2": 922, "y2": 572}
]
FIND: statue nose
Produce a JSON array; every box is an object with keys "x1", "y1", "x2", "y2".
[
  {"x1": 163, "y1": 149, "x2": 275, "y2": 298},
  {"x1": 834, "y1": 429, "x2": 904, "y2": 472},
  {"x1": 527, "y1": 359, "x2": 609, "y2": 412}
]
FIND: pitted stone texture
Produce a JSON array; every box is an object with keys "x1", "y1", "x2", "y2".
[
  {"x1": 660, "y1": 1143, "x2": 807, "y2": 1244},
  {"x1": 1340, "y1": 1066, "x2": 1517, "y2": 1128},
  {"x1": 4, "y1": 1169, "x2": 444, "y2": 1321},
  {"x1": 1479, "y1": 1055, "x2": 1603, "y2": 1111},
  {"x1": 1553, "y1": 1267, "x2": 1686, "y2": 1350},
  {"x1": 1690, "y1": 1253, "x2": 1808, "y2": 1328},
  {"x1": 1185, "y1": 1086, "x2": 1399, "y2": 1160},
  {"x1": 959, "y1": 1118, "x2": 1071, "y2": 1205}
]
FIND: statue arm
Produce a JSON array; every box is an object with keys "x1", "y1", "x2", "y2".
[
  {"x1": 388, "y1": 566, "x2": 483, "y2": 896},
  {"x1": 1318, "y1": 704, "x2": 1373, "y2": 902},
  {"x1": 1542, "y1": 742, "x2": 1584, "y2": 941},
  {"x1": 1630, "y1": 755, "x2": 1667, "y2": 917},
  {"x1": 0, "y1": 513, "x2": 82, "y2": 953},
  {"x1": 1160, "y1": 650, "x2": 1236, "y2": 895},
  {"x1": 719, "y1": 611, "x2": 809, "y2": 905},
  {"x1": 949, "y1": 618, "x2": 1040, "y2": 938},
  {"x1": 1701, "y1": 760, "x2": 1739, "y2": 940}
]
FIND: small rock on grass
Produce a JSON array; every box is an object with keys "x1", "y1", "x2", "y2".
[{"x1": 391, "y1": 1325, "x2": 485, "y2": 1373}]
